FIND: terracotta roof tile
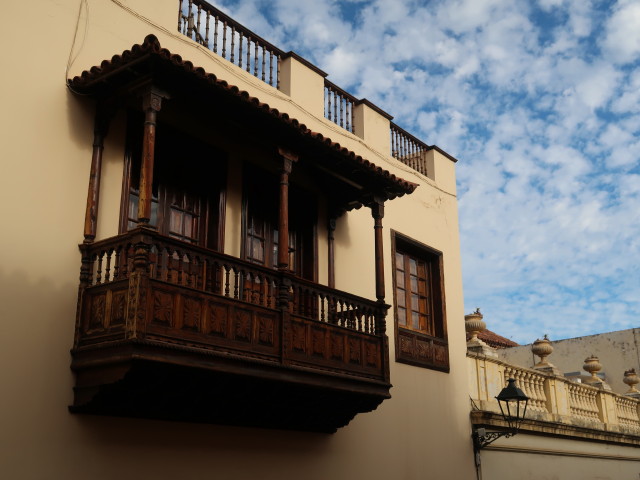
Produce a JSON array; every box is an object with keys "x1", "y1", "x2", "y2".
[{"x1": 467, "y1": 329, "x2": 519, "y2": 349}]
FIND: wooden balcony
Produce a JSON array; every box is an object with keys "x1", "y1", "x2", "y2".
[{"x1": 70, "y1": 228, "x2": 391, "y2": 432}]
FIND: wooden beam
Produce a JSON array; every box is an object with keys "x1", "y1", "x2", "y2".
[
  {"x1": 137, "y1": 87, "x2": 168, "y2": 225},
  {"x1": 82, "y1": 103, "x2": 112, "y2": 242},
  {"x1": 370, "y1": 198, "x2": 385, "y2": 302},
  {"x1": 276, "y1": 147, "x2": 298, "y2": 271},
  {"x1": 328, "y1": 217, "x2": 336, "y2": 289}
]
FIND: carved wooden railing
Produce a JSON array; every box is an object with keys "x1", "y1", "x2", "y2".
[
  {"x1": 76, "y1": 228, "x2": 388, "y2": 382},
  {"x1": 324, "y1": 80, "x2": 355, "y2": 133},
  {"x1": 80, "y1": 229, "x2": 385, "y2": 330},
  {"x1": 390, "y1": 122, "x2": 430, "y2": 176},
  {"x1": 178, "y1": 0, "x2": 283, "y2": 88}
]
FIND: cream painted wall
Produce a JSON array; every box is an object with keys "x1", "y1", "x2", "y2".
[
  {"x1": 499, "y1": 329, "x2": 640, "y2": 395},
  {"x1": 479, "y1": 433, "x2": 640, "y2": 480},
  {"x1": 0, "y1": 1, "x2": 475, "y2": 479}
]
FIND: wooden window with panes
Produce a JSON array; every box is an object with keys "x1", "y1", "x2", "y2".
[
  {"x1": 120, "y1": 116, "x2": 226, "y2": 251},
  {"x1": 392, "y1": 232, "x2": 449, "y2": 372},
  {"x1": 243, "y1": 166, "x2": 316, "y2": 281}
]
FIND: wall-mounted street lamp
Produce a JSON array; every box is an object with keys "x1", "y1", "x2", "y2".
[{"x1": 472, "y1": 378, "x2": 529, "y2": 451}]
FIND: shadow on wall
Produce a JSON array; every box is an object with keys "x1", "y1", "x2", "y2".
[{"x1": 0, "y1": 267, "x2": 335, "y2": 479}]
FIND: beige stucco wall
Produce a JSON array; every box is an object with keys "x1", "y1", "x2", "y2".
[
  {"x1": 499, "y1": 329, "x2": 640, "y2": 395},
  {"x1": 479, "y1": 433, "x2": 640, "y2": 480},
  {"x1": 0, "y1": 1, "x2": 474, "y2": 479}
]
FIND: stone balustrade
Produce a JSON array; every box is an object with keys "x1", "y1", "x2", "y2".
[{"x1": 468, "y1": 353, "x2": 640, "y2": 435}]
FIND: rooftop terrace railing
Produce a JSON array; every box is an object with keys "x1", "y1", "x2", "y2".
[
  {"x1": 391, "y1": 122, "x2": 430, "y2": 176},
  {"x1": 324, "y1": 80, "x2": 356, "y2": 134},
  {"x1": 178, "y1": 0, "x2": 283, "y2": 88},
  {"x1": 177, "y1": 0, "x2": 433, "y2": 174}
]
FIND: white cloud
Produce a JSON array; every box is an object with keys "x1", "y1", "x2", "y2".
[
  {"x1": 218, "y1": 0, "x2": 640, "y2": 344},
  {"x1": 601, "y1": 0, "x2": 640, "y2": 64}
]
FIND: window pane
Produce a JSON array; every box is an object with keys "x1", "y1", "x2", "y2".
[
  {"x1": 252, "y1": 238, "x2": 264, "y2": 262},
  {"x1": 149, "y1": 201, "x2": 158, "y2": 227},
  {"x1": 395, "y1": 252, "x2": 403, "y2": 267},
  {"x1": 396, "y1": 288, "x2": 405, "y2": 307},
  {"x1": 396, "y1": 270, "x2": 405, "y2": 286},
  {"x1": 411, "y1": 294, "x2": 419, "y2": 311},
  {"x1": 409, "y1": 258, "x2": 417, "y2": 275},
  {"x1": 412, "y1": 312, "x2": 420, "y2": 330},
  {"x1": 410, "y1": 275, "x2": 418, "y2": 292},
  {"x1": 397, "y1": 307, "x2": 407, "y2": 326},
  {"x1": 170, "y1": 209, "x2": 182, "y2": 234}
]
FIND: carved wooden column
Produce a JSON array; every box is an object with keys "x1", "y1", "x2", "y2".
[
  {"x1": 83, "y1": 103, "x2": 111, "y2": 243},
  {"x1": 328, "y1": 217, "x2": 336, "y2": 289},
  {"x1": 137, "y1": 88, "x2": 166, "y2": 226},
  {"x1": 370, "y1": 197, "x2": 386, "y2": 303},
  {"x1": 276, "y1": 147, "x2": 298, "y2": 310}
]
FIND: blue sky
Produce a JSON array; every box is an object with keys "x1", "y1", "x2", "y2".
[{"x1": 214, "y1": 0, "x2": 640, "y2": 344}]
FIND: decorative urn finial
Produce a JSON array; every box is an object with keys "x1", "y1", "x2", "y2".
[
  {"x1": 623, "y1": 368, "x2": 640, "y2": 394},
  {"x1": 465, "y1": 308, "x2": 486, "y2": 342},
  {"x1": 583, "y1": 355, "x2": 603, "y2": 384},
  {"x1": 531, "y1": 334, "x2": 553, "y2": 367}
]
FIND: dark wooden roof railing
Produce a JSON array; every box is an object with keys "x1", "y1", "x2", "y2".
[
  {"x1": 178, "y1": 0, "x2": 284, "y2": 88},
  {"x1": 390, "y1": 121, "x2": 430, "y2": 177},
  {"x1": 175, "y1": 1, "x2": 443, "y2": 170},
  {"x1": 324, "y1": 79, "x2": 356, "y2": 133}
]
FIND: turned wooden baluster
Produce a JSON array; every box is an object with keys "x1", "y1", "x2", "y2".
[
  {"x1": 195, "y1": 5, "x2": 202, "y2": 43},
  {"x1": 233, "y1": 268, "x2": 239, "y2": 299},
  {"x1": 230, "y1": 25, "x2": 236, "y2": 63},
  {"x1": 246, "y1": 36, "x2": 251, "y2": 73},
  {"x1": 269, "y1": 51, "x2": 273, "y2": 86},
  {"x1": 187, "y1": 0, "x2": 193, "y2": 37},
  {"x1": 213, "y1": 14, "x2": 219, "y2": 53},
  {"x1": 204, "y1": 10, "x2": 210, "y2": 47},
  {"x1": 221, "y1": 20, "x2": 228, "y2": 59}
]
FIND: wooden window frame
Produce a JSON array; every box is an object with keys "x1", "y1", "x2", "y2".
[
  {"x1": 241, "y1": 165, "x2": 318, "y2": 282},
  {"x1": 391, "y1": 231, "x2": 449, "y2": 372},
  {"x1": 119, "y1": 114, "x2": 227, "y2": 252}
]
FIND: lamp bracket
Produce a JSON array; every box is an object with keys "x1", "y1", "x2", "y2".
[{"x1": 472, "y1": 428, "x2": 515, "y2": 450}]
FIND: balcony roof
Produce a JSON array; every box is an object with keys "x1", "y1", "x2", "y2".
[{"x1": 68, "y1": 34, "x2": 418, "y2": 210}]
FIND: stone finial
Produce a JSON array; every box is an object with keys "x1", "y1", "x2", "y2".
[
  {"x1": 465, "y1": 308, "x2": 486, "y2": 342},
  {"x1": 532, "y1": 334, "x2": 553, "y2": 366},
  {"x1": 582, "y1": 355, "x2": 611, "y2": 391},
  {"x1": 531, "y1": 334, "x2": 561, "y2": 375},
  {"x1": 623, "y1": 368, "x2": 640, "y2": 397},
  {"x1": 583, "y1": 355, "x2": 602, "y2": 382},
  {"x1": 464, "y1": 308, "x2": 497, "y2": 357}
]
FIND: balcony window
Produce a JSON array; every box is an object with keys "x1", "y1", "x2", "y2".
[
  {"x1": 121, "y1": 117, "x2": 226, "y2": 251},
  {"x1": 392, "y1": 231, "x2": 449, "y2": 372},
  {"x1": 243, "y1": 166, "x2": 316, "y2": 281}
]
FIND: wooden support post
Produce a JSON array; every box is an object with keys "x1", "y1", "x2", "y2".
[
  {"x1": 276, "y1": 147, "x2": 298, "y2": 310},
  {"x1": 83, "y1": 103, "x2": 111, "y2": 243},
  {"x1": 137, "y1": 88, "x2": 167, "y2": 225},
  {"x1": 370, "y1": 198, "x2": 385, "y2": 303},
  {"x1": 276, "y1": 147, "x2": 298, "y2": 271},
  {"x1": 328, "y1": 217, "x2": 336, "y2": 289}
]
